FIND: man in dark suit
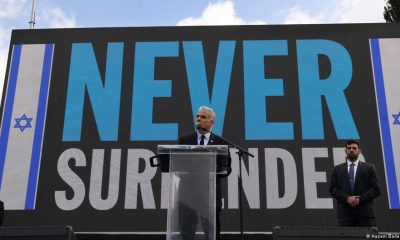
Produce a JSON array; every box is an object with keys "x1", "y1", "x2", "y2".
[
  {"x1": 178, "y1": 106, "x2": 231, "y2": 240},
  {"x1": 329, "y1": 140, "x2": 381, "y2": 227}
]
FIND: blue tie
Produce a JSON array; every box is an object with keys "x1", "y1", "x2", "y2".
[{"x1": 349, "y1": 163, "x2": 355, "y2": 194}]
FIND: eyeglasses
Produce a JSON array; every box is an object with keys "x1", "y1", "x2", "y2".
[
  {"x1": 196, "y1": 114, "x2": 208, "y2": 119},
  {"x1": 346, "y1": 147, "x2": 359, "y2": 150}
]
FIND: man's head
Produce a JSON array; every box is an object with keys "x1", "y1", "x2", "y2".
[
  {"x1": 195, "y1": 106, "x2": 215, "y2": 133},
  {"x1": 345, "y1": 140, "x2": 361, "y2": 162}
]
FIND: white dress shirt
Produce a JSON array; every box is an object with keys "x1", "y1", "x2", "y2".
[
  {"x1": 347, "y1": 158, "x2": 360, "y2": 181},
  {"x1": 196, "y1": 131, "x2": 211, "y2": 145}
]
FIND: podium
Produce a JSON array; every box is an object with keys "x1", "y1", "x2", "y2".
[{"x1": 157, "y1": 145, "x2": 229, "y2": 240}]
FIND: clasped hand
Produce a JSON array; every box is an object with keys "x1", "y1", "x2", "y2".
[{"x1": 347, "y1": 196, "x2": 360, "y2": 207}]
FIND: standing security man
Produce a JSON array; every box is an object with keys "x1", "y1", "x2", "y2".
[{"x1": 330, "y1": 140, "x2": 381, "y2": 227}]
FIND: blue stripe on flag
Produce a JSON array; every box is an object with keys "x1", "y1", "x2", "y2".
[
  {"x1": 370, "y1": 38, "x2": 400, "y2": 209},
  {"x1": 25, "y1": 44, "x2": 54, "y2": 209},
  {"x1": 0, "y1": 45, "x2": 22, "y2": 189}
]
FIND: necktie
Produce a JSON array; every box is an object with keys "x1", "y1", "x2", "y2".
[
  {"x1": 199, "y1": 135, "x2": 205, "y2": 145},
  {"x1": 349, "y1": 163, "x2": 355, "y2": 194}
]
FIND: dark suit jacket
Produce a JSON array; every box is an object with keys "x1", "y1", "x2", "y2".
[
  {"x1": 0, "y1": 200, "x2": 3, "y2": 225},
  {"x1": 329, "y1": 161, "x2": 381, "y2": 219},
  {"x1": 178, "y1": 132, "x2": 232, "y2": 208}
]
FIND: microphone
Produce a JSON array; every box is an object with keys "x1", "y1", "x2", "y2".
[
  {"x1": 195, "y1": 123, "x2": 202, "y2": 130},
  {"x1": 194, "y1": 122, "x2": 254, "y2": 158},
  {"x1": 195, "y1": 123, "x2": 210, "y2": 133}
]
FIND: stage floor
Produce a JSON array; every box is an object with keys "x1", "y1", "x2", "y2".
[
  {"x1": 76, "y1": 232, "x2": 400, "y2": 240},
  {"x1": 76, "y1": 234, "x2": 272, "y2": 240}
]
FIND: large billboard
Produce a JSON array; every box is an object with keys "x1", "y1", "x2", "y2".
[{"x1": 0, "y1": 24, "x2": 399, "y2": 232}]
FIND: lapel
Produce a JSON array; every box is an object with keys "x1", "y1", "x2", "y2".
[
  {"x1": 342, "y1": 162, "x2": 349, "y2": 178},
  {"x1": 351, "y1": 161, "x2": 363, "y2": 193},
  {"x1": 208, "y1": 134, "x2": 216, "y2": 145},
  {"x1": 191, "y1": 132, "x2": 198, "y2": 145},
  {"x1": 354, "y1": 161, "x2": 363, "y2": 183},
  {"x1": 341, "y1": 163, "x2": 351, "y2": 193}
]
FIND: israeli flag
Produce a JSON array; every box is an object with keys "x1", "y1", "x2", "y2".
[
  {"x1": 0, "y1": 44, "x2": 54, "y2": 210},
  {"x1": 370, "y1": 38, "x2": 400, "y2": 209}
]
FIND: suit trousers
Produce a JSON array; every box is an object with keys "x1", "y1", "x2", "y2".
[{"x1": 178, "y1": 203, "x2": 221, "y2": 240}]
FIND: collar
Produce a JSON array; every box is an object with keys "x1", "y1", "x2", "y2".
[
  {"x1": 347, "y1": 158, "x2": 360, "y2": 166},
  {"x1": 196, "y1": 130, "x2": 211, "y2": 140}
]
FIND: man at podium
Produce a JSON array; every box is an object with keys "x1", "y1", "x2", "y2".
[{"x1": 178, "y1": 106, "x2": 232, "y2": 240}]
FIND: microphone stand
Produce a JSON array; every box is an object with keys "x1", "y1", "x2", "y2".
[{"x1": 199, "y1": 127, "x2": 254, "y2": 240}]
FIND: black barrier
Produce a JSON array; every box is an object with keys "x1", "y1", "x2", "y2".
[
  {"x1": 0, "y1": 201, "x2": 3, "y2": 226},
  {"x1": 0, "y1": 226, "x2": 76, "y2": 240},
  {"x1": 273, "y1": 226, "x2": 378, "y2": 239}
]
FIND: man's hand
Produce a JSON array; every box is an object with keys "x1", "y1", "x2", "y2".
[{"x1": 347, "y1": 196, "x2": 360, "y2": 207}]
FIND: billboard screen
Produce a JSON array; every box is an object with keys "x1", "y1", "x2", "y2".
[{"x1": 1, "y1": 24, "x2": 399, "y2": 232}]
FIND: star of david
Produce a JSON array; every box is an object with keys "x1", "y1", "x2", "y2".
[
  {"x1": 392, "y1": 112, "x2": 400, "y2": 125},
  {"x1": 14, "y1": 114, "x2": 33, "y2": 132}
]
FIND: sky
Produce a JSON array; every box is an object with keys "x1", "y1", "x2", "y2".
[{"x1": 0, "y1": 0, "x2": 387, "y2": 100}]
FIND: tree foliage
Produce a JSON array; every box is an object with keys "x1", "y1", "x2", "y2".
[{"x1": 384, "y1": 0, "x2": 400, "y2": 23}]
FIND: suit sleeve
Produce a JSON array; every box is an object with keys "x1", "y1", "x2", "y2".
[
  {"x1": 217, "y1": 151, "x2": 232, "y2": 178},
  {"x1": 156, "y1": 135, "x2": 189, "y2": 173},
  {"x1": 359, "y1": 164, "x2": 381, "y2": 203},
  {"x1": 329, "y1": 166, "x2": 349, "y2": 203}
]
